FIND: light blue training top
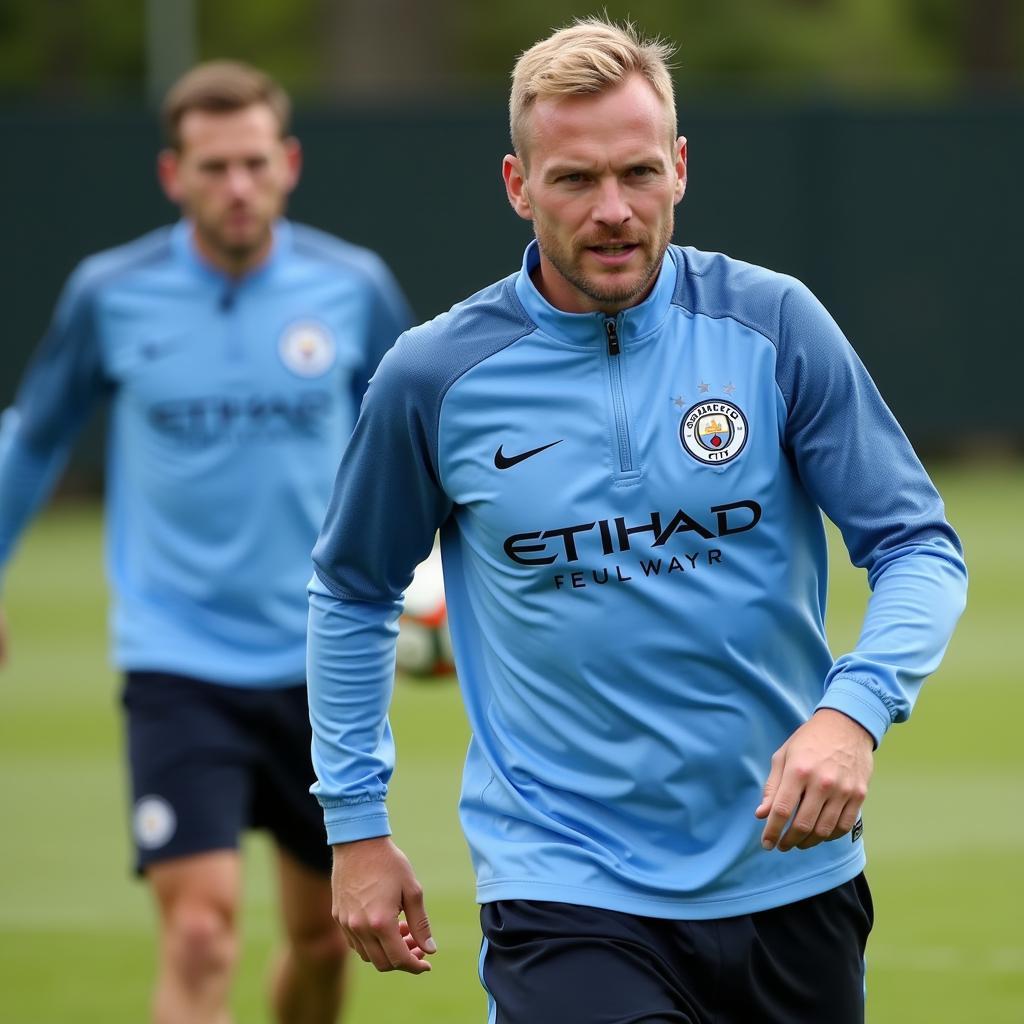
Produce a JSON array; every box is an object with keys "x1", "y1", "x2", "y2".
[
  {"x1": 308, "y1": 241, "x2": 966, "y2": 918},
  {"x1": 0, "y1": 219, "x2": 411, "y2": 686}
]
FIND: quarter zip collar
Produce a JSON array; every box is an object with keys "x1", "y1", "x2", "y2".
[
  {"x1": 171, "y1": 218, "x2": 292, "y2": 289},
  {"x1": 514, "y1": 239, "x2": 677, "y2": 348}
]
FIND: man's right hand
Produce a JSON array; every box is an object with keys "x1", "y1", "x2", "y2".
[{"x1": 331, "y1": 835, "x2": 436, "y2": 974}]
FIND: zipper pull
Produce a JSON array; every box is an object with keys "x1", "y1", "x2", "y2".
[{"x1": 604, "y1": 319, "x2": 620, "y2": 356}]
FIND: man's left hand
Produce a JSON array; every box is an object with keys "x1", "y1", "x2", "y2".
[{"x1": 755, "y1": 709, "x2": 874, "y2": 852}]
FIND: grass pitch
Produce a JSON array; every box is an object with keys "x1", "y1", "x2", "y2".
[{"x1": 0, "y1": 462, "x2": 1021, "y2": 1023}]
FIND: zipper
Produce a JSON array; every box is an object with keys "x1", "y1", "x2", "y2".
[
  {"x1": 604, "y1": 318, "x2": 634, "y2": 473},
  {"x1": 219, "y1": 285, "x2": 244, "y2": 362},
  {"x1": 605, "y1": 317, "x2": 621, "y2": 355}
]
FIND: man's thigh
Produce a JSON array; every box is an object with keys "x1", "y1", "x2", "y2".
[
  {"x1": 147, "y1": 849, "x2": 243, "y2": 929},
  {"x1": 479, "y1": 879, "x2": 872, "y2": 1024},
  {"x1": 479, "y1": 901, "x2": 702, "y2": 1024},
  {"x1": 248, "y1": 683, "x2": 333, "y2": 876},
  {"x1": 720, "y1": 873, "x2": 873, "y2": 1024},
  {"x1": 122, "y1": 671, "x2": 251, "y2": 873}
]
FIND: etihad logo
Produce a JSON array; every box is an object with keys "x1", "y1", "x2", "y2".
[
  {"x1": 503, "y1": 500, "x2": 761, "y2": 566},
  {"x1": 148, "y1": 390, "x2": 332, "y2": 446}
]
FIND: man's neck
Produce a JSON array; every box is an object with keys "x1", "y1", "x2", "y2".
[
  {"x1": 531, "y1": 258, "x2": 655, "y2": 316},
  {"x1": 192, "y1": 228, "x2": 274, "y2": 279}
]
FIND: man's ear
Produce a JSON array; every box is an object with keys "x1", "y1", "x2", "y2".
[
  {"x1": 502, "y1": 154, "x2": 533, "y2": 221},
  {"x1": 157, "y1": 149, "x2": 183, "y2": 204},
  {"x1": 674, "y1": 136, "x2": 687, "y2": 204},
  {"x1": 282, "y1": 136, "x2": 303, "y2": 193}
]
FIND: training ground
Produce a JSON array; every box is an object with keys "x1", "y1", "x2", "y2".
[{"x1": 0, "y1": 463, "x2": 1021, "y2": 1022}]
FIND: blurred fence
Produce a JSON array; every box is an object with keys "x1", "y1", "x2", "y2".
[{"x1": 3, "y1": 98, "x2": 1021, "y2": 477}]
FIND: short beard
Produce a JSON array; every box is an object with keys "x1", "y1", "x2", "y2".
[
  {"x1": 196, "y1": 219, "x2": 273, "y2": 271},
  {"x1": 536, "y1": 215, "x2": 674, "y2": 309}
]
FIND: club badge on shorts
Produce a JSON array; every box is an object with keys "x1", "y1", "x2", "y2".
[
  {"x1": 679, "y1": 399, "x2": 748, "y2": 465},
  {"x1": 279, "y1": 320, "x2": 337, "y2": 378},
  {"x1": 133, "y1": 795, "x2": 177, "y2": 849}
]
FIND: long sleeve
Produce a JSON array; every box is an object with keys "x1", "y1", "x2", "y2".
[
  {"x1": 308, "y1": 333, "x2": 453, "y2": 843},
  {"x1": 775, "y1": 280, "x2": 968, "y2": 744},
  {"x1": 0, "y1": 266, "x2": 109, "y2": 580}
]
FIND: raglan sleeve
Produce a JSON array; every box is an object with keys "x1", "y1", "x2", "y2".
[
  {"x1": 353, "y1": 256, "x2": 415, "y2": 405},
  {"x1": 775, "y1": 279, "x2": 967, "y2": 746},
  {"x1": 0, "y1": 266, "x2": 109, "y2": 584},
  {"x1": 308, "y1": 334, "x2": 452, "y2": 843}
]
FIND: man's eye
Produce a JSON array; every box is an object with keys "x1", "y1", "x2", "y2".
[
  {"x1": 629, "y1": 166, "x2": 655, "y2": 177},
  {"x1": 247, "y1": 158, "x2": 269, "y2": 172},
  {"x1": 559, "y1": 172, "x2": 586, "y2": 184}
]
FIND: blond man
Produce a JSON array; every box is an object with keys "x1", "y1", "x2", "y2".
[{"x1": 307, "y1": 19, "x2": 965, "y2": 1023}]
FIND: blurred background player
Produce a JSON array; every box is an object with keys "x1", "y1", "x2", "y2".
[
  {"x1": 0, "y1": 61, "x2": 411, "y2": 1024},
  {"x1": 305, "y1": 17, "x2": 967, "y2": 1023}
]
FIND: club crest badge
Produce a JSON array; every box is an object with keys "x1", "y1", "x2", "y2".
[
  {"x1": 279, "y1": 321, "x2": 336, "y2": 378},
  {"x1": 680, "y1": 399, "x2": 748, "y2": 465},
  {"x1": 133, "y1": 795, "x2": 177, "y2": 850}
]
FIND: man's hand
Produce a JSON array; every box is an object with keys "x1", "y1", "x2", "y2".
[
  {"x1": 755, "y1": 709, "x2": 874, "y2": 852},
  {"x1": 331, "y1": 836, "x2": 436, "y2": 974}
]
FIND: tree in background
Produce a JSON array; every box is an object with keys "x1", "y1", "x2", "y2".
[{"x1": 0, "y1": 0, "x2": 1020, "y2": 102}]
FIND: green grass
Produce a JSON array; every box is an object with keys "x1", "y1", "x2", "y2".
[{"x1": 1, "y1": 462, "x2": 1021, "y2": 1023}]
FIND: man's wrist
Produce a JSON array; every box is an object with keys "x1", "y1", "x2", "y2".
[{"x1": 813, "y1": 707, "x2": 875, "y2": 745}]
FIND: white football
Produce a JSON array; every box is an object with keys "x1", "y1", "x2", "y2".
[{"x1": 396, "y1": 541, "x2": 454, "y2": 678}]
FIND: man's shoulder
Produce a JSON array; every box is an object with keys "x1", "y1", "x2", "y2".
[
  {"x1": 77, "y1": 226, "x2": 176, "y2": 285},
  {"x1": 670, "y1": 244, "x2": 810, "y2": 346},
  {"x1": 69, "y1": 226, "x2": 176, "y2": 298},
  {"x1": 287, "y1": 221, "x2": 393, "y2": 283},
  {"x1": 373, "y1": 271, "x2": 533, "y2": 401},
  {"x1": 54, "y1": 226, "x2": 175, "y2": 319}
]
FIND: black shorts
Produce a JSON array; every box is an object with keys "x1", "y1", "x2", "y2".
[
  {"x1": 122, "y1": 671, "x2": 331, "y2": 876},
  {"x1": 479, "y1": 875, "x2": 873, "y2": 1024}
]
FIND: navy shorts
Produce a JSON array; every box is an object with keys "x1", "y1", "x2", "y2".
[
  {"x1": 122, "y1": 671, "x2": 331, "y2": 876},
  {"x1": 479, "y1": 874, "x2": 873, "y2": 1024}
]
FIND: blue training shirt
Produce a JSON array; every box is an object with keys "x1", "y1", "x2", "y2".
[
  {"x1": 0, "y1": 219, "x2": 412, "y2": 686},
  {"x1": 308, "y1": 241, "x2": 967, "y2": 918}
]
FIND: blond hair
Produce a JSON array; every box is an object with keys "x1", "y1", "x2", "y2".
[
  {"x1": 509, "y1": 17, "x2": 676, "y2": 157},
  {"x1": 162, "y1": 61, "x2": 291, "y2": 150}
]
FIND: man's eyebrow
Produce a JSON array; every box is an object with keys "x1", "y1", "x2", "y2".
[
  {"x1": 621, "y1": 152, "x2": 671, "y2": 168},
  {"x1": 543, "y1": 153, "x2": 669, "y2": 177},
  {"x1": 543, "y1": 161, "x2": 594, "y2": 177}
]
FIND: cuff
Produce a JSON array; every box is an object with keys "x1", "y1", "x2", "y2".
[
  {"x1": 323, "y1": 799, "x2": 392, "y2": 845},
  {"x1": 815, "y1": 675, "x2": 893, "y2": 748}
]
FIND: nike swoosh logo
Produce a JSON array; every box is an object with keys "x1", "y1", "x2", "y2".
[
  {"x1": 494, "y1": 439, "x2": 563, "y2": 470},
  {"x1": 141, "y1": 342, "x2": 171, "y2": 361}
]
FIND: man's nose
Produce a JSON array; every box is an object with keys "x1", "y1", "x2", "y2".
[
  {"x1": 225, "y1": 165, "x2": 254, "y2": 197},
  {"x1": 592, "y1": 178, "x2": 631, "y2": 226}
]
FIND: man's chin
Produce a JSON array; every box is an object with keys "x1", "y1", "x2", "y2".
[
  {"x1": 577, "y1": 269, "x2": 652, "y2": 306},
  {"x1": 210, "y1": 228, "x2": 271, "y2": 263},
  {"x1": 221, "y1": 229, "x2": 264, "y2": 253}
]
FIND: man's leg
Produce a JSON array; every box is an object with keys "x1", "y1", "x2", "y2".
[
  {"x1": 717, "y1": 873, "x2": 873, "y2": 1024},
  {"x1": 147, "y1": 850, "x2": 242, "y2": 1024},
  {"x1": 480, "y1": 901, "x2": 704, "y2": 1024},
  {"x1": 270, "y1": 846, "x2": 348, "y2": 1024},
  {"x1": 122, "y1": 673, "x2": 253, "y2": 1024}
]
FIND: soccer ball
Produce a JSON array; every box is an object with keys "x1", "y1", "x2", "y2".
[{"x1": 396, "y1": 541, "x2": 454, "y2": 678}]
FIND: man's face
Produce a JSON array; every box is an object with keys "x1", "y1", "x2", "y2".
[
  {"x1": 504, "y1": 74, "x2": 686, "y2": 314},
  {"x1": 158, "y1": 104, "x2": 300, "y2": 271}
]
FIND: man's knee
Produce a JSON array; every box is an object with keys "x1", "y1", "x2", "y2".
[
  {"x1": 163, "y1": 901, "x2": 239, "y2": 984},
  {"x1": 288, "y1": 921, "x2": 348, "y2": 972}
]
